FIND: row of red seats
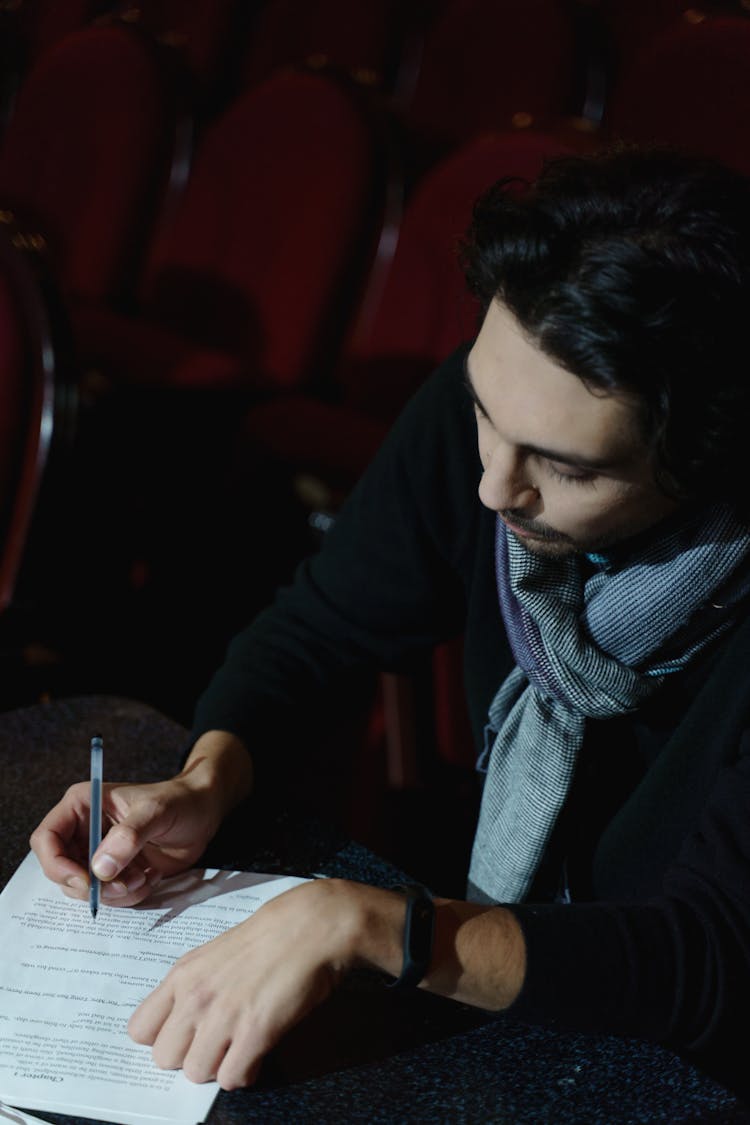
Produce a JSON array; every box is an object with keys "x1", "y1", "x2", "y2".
[
  {"x1": 2, "y1": 9, "x2": 750, "y2": 425},
  {"x1": 6, "y1": 0, "x2": 749, "y2": 131},
  {"x1": 0, "y1": 0, "x2": 573, "y2": 126}
]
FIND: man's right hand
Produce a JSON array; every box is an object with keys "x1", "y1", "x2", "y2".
[{"x1": 29, "y1": 730, "x2": 253, "y2": 908}]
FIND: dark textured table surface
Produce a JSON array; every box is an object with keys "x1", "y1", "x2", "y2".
[{"x1": 0, "y1": 695, "x2": 748, "y2": 1125}]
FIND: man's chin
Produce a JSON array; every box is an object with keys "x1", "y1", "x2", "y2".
[
  {"x1": 510, "y1": 530, "x2": 579, "y2": 558},
  {"x1": 501, "y1": 517, "x2": 578, "y2": 557}
]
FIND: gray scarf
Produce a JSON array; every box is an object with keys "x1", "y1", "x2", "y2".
[{"x1": 467, "y1": 503, "x2": 750, "y2": 905}]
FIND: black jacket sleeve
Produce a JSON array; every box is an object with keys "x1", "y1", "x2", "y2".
[{"x1": 192, "y1": 347, "x2": 478, "y2": 758}]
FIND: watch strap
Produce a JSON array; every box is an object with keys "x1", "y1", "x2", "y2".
[{"x1": 387, "y1": 883, "x2": 434, "y2": 990}]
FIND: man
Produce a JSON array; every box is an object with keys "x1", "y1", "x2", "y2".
[{"x1": 31, "y1": 146, "x2": 750, "y2": 1093}]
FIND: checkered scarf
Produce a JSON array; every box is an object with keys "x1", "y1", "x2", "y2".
[{"x1": 467, "y1": 504, "x2": 750, "y2": 905}]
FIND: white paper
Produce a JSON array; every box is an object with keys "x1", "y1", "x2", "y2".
[{"x1": 0, "y1": 853, "x2": 308, "y2": 1125}]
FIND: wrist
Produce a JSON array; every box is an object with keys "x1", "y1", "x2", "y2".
[
  {"x1": 327, "y1": 880, "x2": 412, "y2": 979},
  {"x1": 326, "y1": 882, "x2": 525, "y2": 1011},
  {"x1": 429, "y1": 901, "x2": 526, "y2": 1010},
  {"x1": 178, "y1": 730, "x2": 253, "y2": 827}
]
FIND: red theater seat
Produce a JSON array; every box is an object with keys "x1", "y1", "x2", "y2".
[
  {"x1": 7, "y1": 0, "x2": 110, "y2": 64},
  {"x1": 605, "y1": 14, "x2": 750, "y2": 177},
  {"x1": 79, "y1": 69, "x2": 385, "y2": 394},
  {"x1": 596, "y1": 2, "x2": 750, "y2": 65},
  {"x1": 402, "y1": 0, "x2": 579, "y2": 171},
  {"x1": 240, "y1": 0, "x2": 420, "y2": 96},
  {"x1": 243, "y1": 128, "x2": 589, "y2": 490},
  {"x1": 0, "y1": 23, "x2": 184, "y2": 305},
  {"x1": 110, "y1": 0, "x2": 244, "y2": 98}
]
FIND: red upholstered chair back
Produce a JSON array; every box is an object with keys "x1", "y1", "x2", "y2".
[
  {"x1": 0, "y1": 24, "x2": 181, "y2": 303},
  {"x1": 404, "y1": 0, "x2": 578, "y2": 158},
  {"x1": 141, "y1": 70, "x2": 382, "y2": 392},
  {"x1": 598, "y1": 0, "x2": 706, "y2": 69},
  {"x1": 605, "y1": 15, "x2": 750, "y2": 177},
  {"x1": 112, "y1": 0, "x2": 242, "y2": 92},
  {"x1": 341, "y1": 129, "x2": 585, "y2": 424},
  {"x1": 9, "y1": 0, "x2": 108, "y2": 63},
  {"x1": 241, "y1": 0, "x2": 415, "y2": 94},
  {"x1": 0, "y1": 227, "x2": 58, "y2": 614}
]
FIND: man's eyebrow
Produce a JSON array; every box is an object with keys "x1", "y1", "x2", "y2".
[
  {"x1": 462, "y1": 354, "x2": 489, "y2": 416},
  {"x1": 462, "y1": 353, "x2": 621, "y2": 472}
]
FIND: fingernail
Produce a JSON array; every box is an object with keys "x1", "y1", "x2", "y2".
[
  {"x1": 125, "y1": 871, "x2": 147, "y2": 893},
  {"x1": 103, "y1": 880, "x2": 128, "y2": 898},
  {"x1": 92, "y1": 854, "x2": 118, "y2": 879},
  {"x1": 66, "y1": 876, "x2": 88, "y2": 893}
]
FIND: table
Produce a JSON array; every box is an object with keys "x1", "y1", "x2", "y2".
[{"x1": 0, "y1": 696, "x2": 747, "y2": 1125}]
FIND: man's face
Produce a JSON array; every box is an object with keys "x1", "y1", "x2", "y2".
[{"x1": 467, "y1": 300, "x2": 680, "y2": 557}]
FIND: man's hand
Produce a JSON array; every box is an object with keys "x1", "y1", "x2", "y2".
[
  {"x1": 128, "y1": 878, "x2": 363, "y2": 1088},
  {"x1": 127, "y1": 878, "x2": 526, "y2": 1089},
  {"x1": 30, "y1": 731, "x2": 252, "y2": 907}
]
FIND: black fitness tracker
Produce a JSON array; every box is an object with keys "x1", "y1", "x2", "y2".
[{"x1": 388, "y1": 883, "x2": 435, "y2": 990}]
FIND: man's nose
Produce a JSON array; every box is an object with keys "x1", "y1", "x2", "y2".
[{"x1": 477, "y1": 444, "x2": 539, "y2": 512}]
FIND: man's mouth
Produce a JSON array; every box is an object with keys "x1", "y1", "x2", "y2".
[{"x1": 500, "y1": 512, "x2": 566, "y2": 542}]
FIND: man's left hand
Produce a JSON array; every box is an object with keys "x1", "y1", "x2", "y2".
[{"x1": 127, "y1": 878, "x2": 396, "y2": 1089}]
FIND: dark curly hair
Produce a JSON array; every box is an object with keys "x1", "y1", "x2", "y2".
[{"x1": 461, "y1": 145, "x2": 750, "y2": 518}]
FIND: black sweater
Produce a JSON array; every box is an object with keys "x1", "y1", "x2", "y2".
[{"x1": 194, "y1": 347, "x2": 750, "y2": 1091}]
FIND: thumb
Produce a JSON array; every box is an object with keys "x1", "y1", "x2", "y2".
[{"x1": 92, "y1": 792, "x2": 168, "y2": 881}]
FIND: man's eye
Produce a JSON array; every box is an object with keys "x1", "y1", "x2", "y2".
[{"x1": 546, "y1": 462, "x2": 596, "y2": 486}]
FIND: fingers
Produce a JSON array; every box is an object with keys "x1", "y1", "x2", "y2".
[
  {"x1": 30, "y1": 782, "x2": 92, "y2": 888},
  {"x1": 129, "y1": 976, "x2": 179, "y2": 1053},
  {"x1": 128, "y1": 983, "x2": 177, "y2": 1049},
  {"x1": 129, "y1": 986, "x2": 264, "y2": 1089},
  {"x1": 101, "y1": 864, "x2": 162, "y2": 907},
  {"x1": 33, "y1": 765, "x2": 228, "y2": 904},
  {"x1": 60, "y1": 862, "x2": 162, "y2": 907},
  {"x1": 30, "y1": 781, "x2": 172, "y2": 905},
  {"x1": 184, "y1": 1025, "x2": 263, "y2": 1089},
  {"x1": 128, "y1": 980, "x2": 240, "y2": 1084},
  {"x1": 215, "y1": 1036, "x2": 263, "y2": 1091},
  {"x1": 91, "y1": 794, "x2": 168, "y2": 883},
  {"x1": 33, "y1": 843, "x2": 88, "y2": 892},
  {"x1": 30, "y1": 780, "x2": 159, "y2": 887}
]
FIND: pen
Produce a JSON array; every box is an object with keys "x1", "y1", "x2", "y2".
[{"x1": 88, "y1": 735, "x2": 103, "y2": 920}]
